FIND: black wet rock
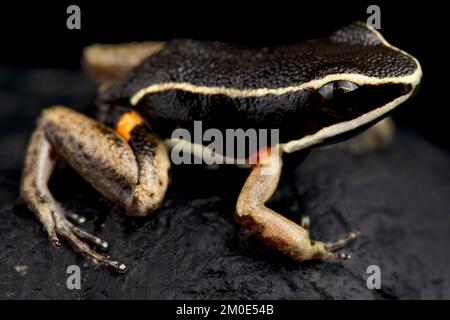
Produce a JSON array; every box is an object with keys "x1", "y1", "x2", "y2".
[{"x1": 0, "y1": 67, "x2": 449, "y2": 299}]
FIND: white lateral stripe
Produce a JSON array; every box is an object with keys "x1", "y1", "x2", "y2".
[
  {"x1": 130, "y1": 72, "x2": 419, "y2": 106},
  {"x1": 130, "y1": 24, "x2": 422, "y2": 106}
]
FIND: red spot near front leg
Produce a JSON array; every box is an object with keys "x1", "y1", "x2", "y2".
[{"x1": 249, "y1": 146, "x2": 272, "y2": 164}]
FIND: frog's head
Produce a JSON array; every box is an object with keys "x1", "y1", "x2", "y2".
[{"x1": 282, "y1": 21, "x2": 422, "y2": 153}]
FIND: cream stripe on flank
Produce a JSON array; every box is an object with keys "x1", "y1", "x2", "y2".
[
  {"x1": 144, "y1": 23, "x2": 422, "y2": 156},
  {"x1": 163, "y1": 83, "x2": 418, "y2": 159},
  {"x1": 130, "y1": 72, "x2": 419, "y2": 106}
]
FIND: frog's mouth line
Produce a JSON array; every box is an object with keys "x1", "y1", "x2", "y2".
[
  {"x1": 163, "y1": 82, "x2": 417, "y2": 163},
  {"x1": 281, "y1": 83, "x2": 417, "y2": 153}
]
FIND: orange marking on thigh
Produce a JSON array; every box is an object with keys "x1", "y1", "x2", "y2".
[{"x1": 116, "y1": 111, "x2": 143, "y2": 141}]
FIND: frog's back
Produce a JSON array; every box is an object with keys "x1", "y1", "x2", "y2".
[{"x1": 99, "y1": 23, "x2": 418, "y2": 142}]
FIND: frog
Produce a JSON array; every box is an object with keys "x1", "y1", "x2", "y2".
[{"x1": 20, "y1": 22, "x2": 422, "y2": 272}]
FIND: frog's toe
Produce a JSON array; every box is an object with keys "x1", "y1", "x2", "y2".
[
  {"x1": 332, "y1": 252, "x2": 352, "y2": 260},
  {"x1": 66, "y1": 220, "x2": 109, "y2": 250},
  {"x1": 64, "y1": 209, "x2": 87, "y2": 225},
  {"x1": 325, "y1": 230, "x2": 360, "y2": 252},
  {"x1": 300, "y1": 215, "x2": 310, "y2": 230}
]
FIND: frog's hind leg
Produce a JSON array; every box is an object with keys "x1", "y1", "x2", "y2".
[
  {"x1": 21, "y1": 106, "x2": 170, "y2": 271},
  {"x1": 82, "y1": 41, "x2": 166, "y2": 84},
  {"x1": 235, "y1": 149, "x2": 358, "y2": 262}
]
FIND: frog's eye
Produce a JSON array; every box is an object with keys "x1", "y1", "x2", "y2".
[
  {"x1": 315, "y1": 80, "x2": 360, "y2": 118},
  {"x1": 318, "y1": 80, "x2": 359, "y2": 99}
]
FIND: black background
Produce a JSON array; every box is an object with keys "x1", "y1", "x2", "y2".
[{"x1": 0, "y1": 1, "x2": 447, "y2": 148}]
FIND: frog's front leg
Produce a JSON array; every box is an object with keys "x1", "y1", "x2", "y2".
[
  {"x1": 235, "y1": 149, "x2": 358, "y2": 261},
  {"x1": 21, "y1": 106, "x2": 170, "y2": 271}
]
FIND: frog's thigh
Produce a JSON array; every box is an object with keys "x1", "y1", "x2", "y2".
[
  {"x1": 39, "y1": 106, "x2": 169, "y2": 215},
  {"x1": 235, "y1": 150, "x2": 358, "y2": 262},
  {"x1": 331, "y1": 117, "x2": 395, "y2": 154},
  {"x1": 82, "y1": 41, "x2": 166, "y2": 84}
]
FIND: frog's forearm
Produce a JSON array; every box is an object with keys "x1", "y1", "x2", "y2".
[{"x1": 235, "y1": 151, "x2": 357, "y2": 261}]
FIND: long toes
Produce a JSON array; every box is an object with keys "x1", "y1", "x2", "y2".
[
  {"x1": 53, "y1": 214, "x2": 126, "y2": 272},
  {"x1": 46, "y1": 224, "x2": 61, "y2": 246},
  {"x1": 300, "y1": 215, "x2": 310, "y2": 230},
  {"x1": 321, "y1": 250, "x2": 352, "y2": 260},
  {"x1": 62, "y1": 209, "x2": 108, "y2": 249},
  {"x1": 64, "y1": 210, "x2": 87, "y2": 224},
  {"x1": 67, "y1": 221, "x2": 109, "y2": 250},
  {"x1": 336, "y1": 252, "x2": 351, "y2": 260},
  {"x1": 326, "y1": 230, "x2": 360, "y2": 252}
]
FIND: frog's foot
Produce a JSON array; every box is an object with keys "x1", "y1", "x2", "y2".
[
  {"x1": 300, "y1": 216, "x2": 358, "y2": 258},
  {"x1": 82, "y1": 41, "x2": 166, "y2": 85},
  {"x1": 62, "y1": 208, "x2": 110, "y2": 249},
  {"x1": 53, "y1": 206, "x2": 125, "y2": 271},
  {"x1": 21, "y1": 106, "x2": 170, "y2": 272},
  {"x1": 65, "y1": 219, "x2": 109, "y2": 251},
  {"x1": 235, "y1": 149, "x2": 359, "y2": 262}
]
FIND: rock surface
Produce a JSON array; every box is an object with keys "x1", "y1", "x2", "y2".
[{"x1": 1, "y1": 67, "x2": 449, "y2": 299}]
